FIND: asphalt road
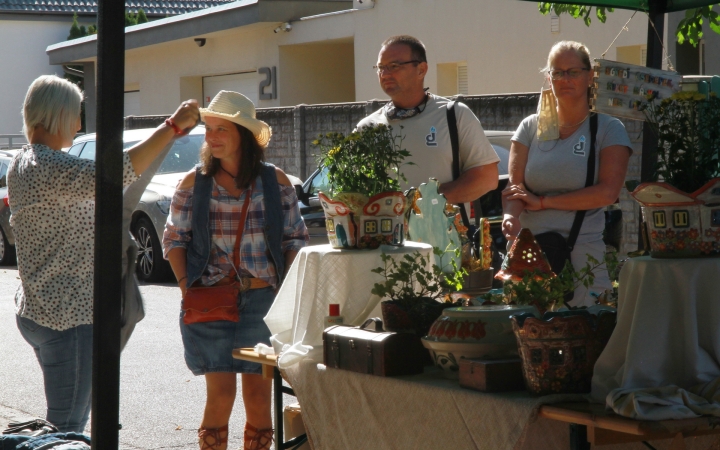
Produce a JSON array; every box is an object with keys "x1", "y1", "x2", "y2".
[{"x1": 0, "y1": 265, "x2": 294, "y2": 449}]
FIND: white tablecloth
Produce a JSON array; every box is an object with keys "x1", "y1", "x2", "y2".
[
  {"x1": 592, "y1": 256, "x2": 720, "y2": 408},
  {"x1": 264, "y1": 242, "x2": 433, "y2": 368}
]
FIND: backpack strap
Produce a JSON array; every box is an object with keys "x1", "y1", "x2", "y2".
[
  {"x1": 567, "y1": 113, "x2": 598, "y2": 251},
  {"x1": 446, "y1": 100, "x2": 471, "y2": 228}
]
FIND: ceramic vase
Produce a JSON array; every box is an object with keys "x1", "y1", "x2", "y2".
[
  {"x1": 319, "y1": 191, "x2": 406, "y2": 249},
  {"x1": 510, "y1": 310, "x2": 616, "y2": 395},
  {"x1": 421, "y1": 304, "x2": 538, "y2": 378}
]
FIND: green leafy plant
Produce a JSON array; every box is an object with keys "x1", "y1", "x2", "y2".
[
  {"x1": 538, "y1": 3, "x2": 720, "y2": 47},
  {"x1": 313, "y1": 124, "x2": 413, "y2": 197},
  {"x1": 642, "y1": 91, "x2": 720, "y2": 193},
  {"x1": 371, "y1": 247, "x2": 467, "y2": 308},
  {"x1": 481, "y1": 250, "x2": 618, "y2": 312}
]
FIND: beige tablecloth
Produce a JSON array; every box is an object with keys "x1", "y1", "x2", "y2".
[
  {"x1": 592, "y1": 256, "x2": 720, "y2": 418},
  {"x1": 283, "y1": 361, "x2": 720, "y2": 450},
  {"x1": 264, "y1": 242, "x2": 433, "y2": 368}
]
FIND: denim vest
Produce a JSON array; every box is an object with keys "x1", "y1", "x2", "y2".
[{"x1": 185, "y1": 162, "x2": 285, "y2": 288}]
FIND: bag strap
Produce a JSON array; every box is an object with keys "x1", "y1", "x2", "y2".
[
  {"x1": 446, "y1": 100, "x2": 471, "y2": 228},
  {"x1": 567, "y1": 113, "x2": 598, "y2": 251},
  {"x1": 232, "y1": 181, "x2": 255, "y2": 275}
]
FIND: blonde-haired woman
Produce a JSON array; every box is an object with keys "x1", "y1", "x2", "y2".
[
  {"x1": 163, "y1": 91, "x2": 308, "y2": 450},
  {"x1": 8, "y1": 74, "x2": 199, "y2": 432},
  {"x1": 502, "y1": 41, "x2": 632, "y2": 306}
]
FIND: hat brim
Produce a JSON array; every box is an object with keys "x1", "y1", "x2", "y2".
[{"x1": 199, "y1": 109, "x2": 272, "y2": 147}]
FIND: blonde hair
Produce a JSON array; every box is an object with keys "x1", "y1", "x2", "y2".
[
  {"x1": 22, "y1": 75, "x2": 83, "y2": 141},
  {"x1": 543, "y1": 41, "x2": 592, "y2": 73}
]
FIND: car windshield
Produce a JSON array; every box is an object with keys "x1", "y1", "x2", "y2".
[{"x1": 123, "y1": 134, "x2": 204, "y2": 174}]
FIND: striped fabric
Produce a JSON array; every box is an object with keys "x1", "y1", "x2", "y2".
[{"x1": 163, "y1": 175, "x2": 308, "y2": 289}]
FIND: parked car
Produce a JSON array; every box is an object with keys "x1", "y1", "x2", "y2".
[
  {"x1": 295, "y1": 131, "x2": 514, "y2": 248},
  {"x1": 0, "y1": 150, "x2": 17, "y2": 265},
  {"x1": 69, "y1": 127, "x2": 206, "y2": 281}
]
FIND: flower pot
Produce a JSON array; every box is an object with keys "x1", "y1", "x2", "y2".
[
  {"x1": 380, "y1": 297, "x2": 449, "y2": 338},
  {"x1": 319, "y1": 191, "x2": 407, "y2": 249},
  {"x1": 459, "y1": 268, "x2": 494, "y2": 296},
  {"x1": 510, "y1": 310, "x2": 616, "y2": 395},
  {"x1": 422, "y1": 305, "x2": 539, "y2": 378},
  {"x1": 632, "y1": 180, "x2": 720, "y2": 258}
]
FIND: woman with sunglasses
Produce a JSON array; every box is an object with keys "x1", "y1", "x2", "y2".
[{"x1": 501, "y1": 41, "x2": 632, "y2": 306}]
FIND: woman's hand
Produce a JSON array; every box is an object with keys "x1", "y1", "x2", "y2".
[
  {"x1": 169, "y1": 100, "x2": 200, "y2": 132},
  {"x1": 502, "y1": 183, "x2": 542, "y2": 211},
  {"x1": 502, "y1": 214, "x2": 521, "y2": 242}
]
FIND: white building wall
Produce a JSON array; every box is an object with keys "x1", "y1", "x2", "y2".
[
  {"x1": 0, "y1": 17, "x2": 84, "y2": 136},
  {"x1": 111, "y1": 0, "x2": 649, "y2": 113}
]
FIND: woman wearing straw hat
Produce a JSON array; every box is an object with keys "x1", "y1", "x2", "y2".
[{"x1": 163, "y1": 91, "x2": 308, "y2": 450}]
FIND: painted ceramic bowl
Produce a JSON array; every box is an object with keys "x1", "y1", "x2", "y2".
[{"x1": 422, "y1": 305, "x2": 539, "y2": 377}]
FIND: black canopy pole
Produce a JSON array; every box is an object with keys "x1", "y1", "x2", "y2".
[
  {"x1": 92, "y1": 0, "x2": 125, "y2": 447},
  {"x1": 640, "y1": 0, "x2": 666, "y2": 182}
]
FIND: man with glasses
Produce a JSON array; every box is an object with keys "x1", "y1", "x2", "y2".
[{"x1": 358, "y1": 35, "x2": 499, "y2": 213}]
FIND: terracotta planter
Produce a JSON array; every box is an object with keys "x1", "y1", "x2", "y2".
[
  {"x1": 459, "y1": 268, "x2": 494, "y2": 296},
  {"x1": 380, "y1": 297, "x2": 450, "y2": 338},
  {"x1": 319, "y1": 191, "x2": 407, "y2": 249},
  {"x1": 510, "y1": 310, "x2": 616, "y2": 395},
  {"x1": 422, "y1": 305, "x2": 538, "y2": 378}
]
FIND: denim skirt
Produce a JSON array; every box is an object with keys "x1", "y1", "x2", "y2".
[{"x1": 180, "y1": 286, "x2": 274, "y2": 375}]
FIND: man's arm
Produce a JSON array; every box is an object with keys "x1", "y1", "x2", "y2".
[{"x1": 438, "y1": 162, "x2": 498, "y2": 204}]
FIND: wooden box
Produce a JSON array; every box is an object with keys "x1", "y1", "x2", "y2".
[{"x1": 458, "y1": 358, "x2": 525, "y2": 392}]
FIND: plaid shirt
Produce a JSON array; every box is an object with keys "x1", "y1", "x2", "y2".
[{"x1": 162, "y1": 175, "x2": 308, "y2": 289}]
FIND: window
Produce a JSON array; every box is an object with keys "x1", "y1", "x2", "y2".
[
  {"x1": 550, "y1": 13, "x2": 560, "y2": 33},
  {"x1": 79, "y1": 141, "x2": 96, "y2": 161},
  {"x1": 67, "y1": 143, "x2": 85, "y2": 157},
  {"x1": 437, "y1": 62, "x2": 468, "y2": 97},
  {"x1": 0, "y1": 162, "x2": 7, "y2": 188},
  {"x1": 307, "y1": 168, "x2": 330, "y2": 197}
]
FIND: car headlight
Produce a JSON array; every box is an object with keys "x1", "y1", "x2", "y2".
[{"x1": 156, "y1": 198, "x2": 172, "y2": 215}]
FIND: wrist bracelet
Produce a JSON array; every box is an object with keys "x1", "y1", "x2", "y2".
[
  {"x1": 539, "y1": 196, "x2": 546, "y2": 210},
  {"x1": 165, "y1": 118, "x2": 186, "y2": 136},
  {"x1": 177, "y1": 276, "x2": 187, "y2": 284}
]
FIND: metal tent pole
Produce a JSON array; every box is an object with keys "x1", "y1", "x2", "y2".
[
  {"x1": 92, "y1": 0, "x2": 125, "y2": 447},
  {"x1": 640, "y1": 0, "x2": 666, "y2": 183}
]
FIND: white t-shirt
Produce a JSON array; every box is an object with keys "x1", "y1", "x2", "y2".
[{"x1": 357, "y1": 94, "x2": 500, "y2": 211}]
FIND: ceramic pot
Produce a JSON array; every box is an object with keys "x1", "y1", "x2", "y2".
[
  {"x1": 421, "y1": 305, "x2": 539, "y2": 378},
  {"x1": 381, "y1": 297, "x2": 450, "y2": 338},
  {"x1": 319, "y1": 191, "x2": 406, "y2": 249},
  {"x1": 511, "y1": 310, "x2": 616, "y2": 395},
  {"x1": 458, "y1": 268, "x2": 494, "y2": 296}
]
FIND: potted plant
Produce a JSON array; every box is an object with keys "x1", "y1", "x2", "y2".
[
  {"x1": 313, "y1": 124, "x2": 413, "y2": 249},
  {"x1": 632, "y1": 91, "x2": 720, "y2": 257},
  {"x1": 371, "y1": 246, "x2": 466, "y2": 337},
  {"x1": 480, "y1": 228, "x2": 618, "y2": 395}
]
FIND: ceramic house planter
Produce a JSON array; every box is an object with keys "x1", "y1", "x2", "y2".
[
  {"x1": 510, "y1": 310, "x2": 616, "y2": 395},
  {"x1": 631, "y1": 179, "x2": 720, "y2": 257},
  {"x1": 319, "y1": 191, "x2": 407, "y2": 249}
]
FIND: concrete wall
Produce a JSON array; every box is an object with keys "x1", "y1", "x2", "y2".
[{"x1": 0, "y1": 15, "x2": 90, "y2": 136}]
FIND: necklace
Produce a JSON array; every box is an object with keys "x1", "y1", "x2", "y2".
[
  {"x1": 559, "y1": 113, "x2": 590, "y2": 128},
  {"x1": 219, "y1": 165, "x2": 237, "y2": 178}
]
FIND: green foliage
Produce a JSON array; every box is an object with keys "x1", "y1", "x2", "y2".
[
  {"x1": 137, "y1": 9, "x2": 149, "y2": 24},
  {"x1": 539, "y1": 3, "x2": 613, "y2": 27},
  {"x1": 371, "y1": 247, "x2": 467, "y2": 307},
  {"x1": 677, "y1": 6, "x2": 720, "y2": 46},
  {"x1": 539, "y1": 3, "x2": 720, "y2": 46},
  {"x1": 481, "y1": 250, "x2": 618, "y2": 311},
  {"x1": 641, "y1": 91, "x2": 720, "y2": 193},
  {"x1": 67, "y1": 13, "x2": 85, "y2": 40},
  {"x1": 313, "y1": 124, "x2": 413, "y2": 197}
]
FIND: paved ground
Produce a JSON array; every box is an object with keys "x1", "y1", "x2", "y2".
[{"x1": 0, "y1": 265, "x2": 294, "y2": 449}]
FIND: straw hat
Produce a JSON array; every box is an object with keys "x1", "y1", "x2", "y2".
[{"x1": 199, "y1": 91, "x2": 271, "y2": 147}]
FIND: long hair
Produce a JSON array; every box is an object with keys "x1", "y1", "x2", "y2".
[{"x1": 199, "y1": 124, "x2": 265, "y2": 189}]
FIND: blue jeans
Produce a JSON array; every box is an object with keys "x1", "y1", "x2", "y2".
[{"x1": 16, "y1": 316, "x2": 93, "y2": 433}]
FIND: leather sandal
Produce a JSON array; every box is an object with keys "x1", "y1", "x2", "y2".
[
  {"x1": 197, "y1": 424, "x2": 228, "y2": 450},
  {"x1": 244, "y1": 423, "x2": 274, "y2": 450}
]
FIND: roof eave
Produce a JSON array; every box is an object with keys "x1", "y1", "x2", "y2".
[{"x1": 47, "y1": 0, "x2": 352, "y2": 65}]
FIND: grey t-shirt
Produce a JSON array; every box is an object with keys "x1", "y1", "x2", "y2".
[{"x1": 511, "y1": 113, "x2": 632, "y2": 244}]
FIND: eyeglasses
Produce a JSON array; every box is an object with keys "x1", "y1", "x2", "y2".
[
  {"x1": 548, "y1": 68, "x2": 590, "y2": 81},
  {"x1": 373, "y1": 60, "x2": 420, "y2": 74}
]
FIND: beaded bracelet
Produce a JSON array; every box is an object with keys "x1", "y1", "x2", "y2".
[
  {"x1": 165, "y1": 118, "x2": 187, "y2": 136},
  {"x1": 177, "y1": 276, "x2": 187, "y2": 284}
]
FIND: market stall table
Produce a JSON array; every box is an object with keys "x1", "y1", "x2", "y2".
[
  {"x1": 264, "y1": 242, "x2": 433, "y2": 368},
  {"x1": 592, "y1": 256, "x2": 720, "y2": 412}
]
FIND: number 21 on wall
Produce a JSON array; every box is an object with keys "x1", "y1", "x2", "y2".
[{"x1": 259, "y1": 67, "x2": 277, "y2": 100}]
